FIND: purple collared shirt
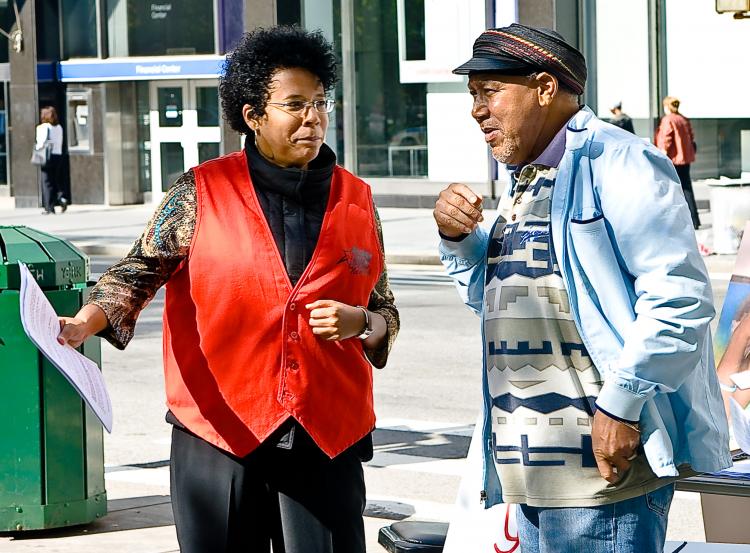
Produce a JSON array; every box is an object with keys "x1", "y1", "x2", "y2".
[
  {"x1": 531, "y1": 123, "x2": 568, "y2": 168},
  {"x1": 506, "y1": 120, "x2": 569, "y2": 176}
]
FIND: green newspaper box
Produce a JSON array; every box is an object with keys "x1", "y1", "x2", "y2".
[{"x1": 0, "y1": 226, "x2": 106, "y2": 531}]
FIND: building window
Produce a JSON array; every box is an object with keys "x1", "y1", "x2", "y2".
[
  {"x1": 353, "y1": 0, "x2": 427, "y2": 178},
  {"x1": 0, "y1": 3, "x2": 14, "y2": 63},
  {"x1": 278, "y1": 0, "x2": 302, "y2": 25},
  {"x1": 124, "y1": 0, "x2": 215, "y2": 56},
  {"x1": 61, "y1": 0, "x2": 98, "y2": 58},
  {"x1": 196, "y1": 86, "x2": 219, "y2": 127},
  {"x1": 66, "y1": 90, "x2": 93, "y2": 153},
  {"x1": 403, "y1": 0, "x2": 425, "y2": 60},
  {"x1": 157, "y1": 87, "x2": 183, "y2": 127},
  {"x1": 36, "y1": 0, "x2": 61, "y2": 61},
  {"x1": 135, "y1": 81, "x2": 151, "y2": 194}
]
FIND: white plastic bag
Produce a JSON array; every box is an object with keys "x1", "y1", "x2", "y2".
[{"x1": 443, "y1": 413, "x2": 519, "y2": 552}]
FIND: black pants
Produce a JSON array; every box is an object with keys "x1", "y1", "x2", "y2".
[
  {"x1": 40, "y1": 154, "x2": 63, "y2": 213},
  {"x1": 170, "y1": 424, "x2": 367, "y2": 553},
  {"x1": 674, "y1": 164, "x2": 701, "y2": 229}
]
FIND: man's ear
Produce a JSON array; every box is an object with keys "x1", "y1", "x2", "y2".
[{"x1": 534, "y1": 72, "x2": 558, "y2": 107}]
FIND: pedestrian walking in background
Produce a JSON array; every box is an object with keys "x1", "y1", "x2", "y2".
[
  {"x1": 656, "y1": 96, "x2": 700, "y2": 228},
  {"x1": 609, "y1": 101, "x2": 635, "y2": 134},
  {"x1": 56, "y1": 26, "x2": 399, "y2": 553},
  {"x1": 35, "y1": 106, "x2": 68, "y2": 214},
  {"x1": 434, "y1": 23, "x2": 729, "y2": 553}
]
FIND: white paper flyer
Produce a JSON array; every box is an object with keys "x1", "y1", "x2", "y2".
[{"x1": 18, "y1": 262, "x2": 112, "y2": 432}]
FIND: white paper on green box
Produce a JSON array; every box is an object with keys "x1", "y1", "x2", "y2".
[{"x1": 18, "y1": 262, "x2": 112, "y2": 432}]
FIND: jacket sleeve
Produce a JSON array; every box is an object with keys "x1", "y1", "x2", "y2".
[
  {"x1": 439, "y1": 228, "x2": 489, "y2": 316},
  {"x1": 364, "y1": 207, "x2": 400, "y2": 369},
  {"x1": 655, "y1": 118, "x2": 674, "y2": 155},
  {"x1": 594, "y1": 143, "x2": 715, "y2": 422},
  {"x1": 86, "y1": 171, "x2": 195, "y2": 349}
]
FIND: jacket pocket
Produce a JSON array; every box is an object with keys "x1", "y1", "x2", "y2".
[
  {"x1": 644, "y1": 484, "x2": 674, "y2": 517},
  {"x1": 568, "y1": 217, "x2": 635, "y2": 338}
]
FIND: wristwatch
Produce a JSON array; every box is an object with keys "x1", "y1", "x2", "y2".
[{"x1": 356, "y1": 306, "x2": 373, "y2": 340}]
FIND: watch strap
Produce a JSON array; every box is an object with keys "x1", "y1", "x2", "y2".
[{"x1": 356, "y1": 306, "x2": 373, "y2": 339}]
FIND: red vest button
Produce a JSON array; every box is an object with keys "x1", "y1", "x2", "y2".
[
  {"x1": 289, "y1": 303, "x2": 296, "y2": 311},
  {"x1": 288, "y1": 360, "x2": 299, "y2": 370},
  {"x1": 289, "y1": 331, "x2": 299, "y2": 341}
]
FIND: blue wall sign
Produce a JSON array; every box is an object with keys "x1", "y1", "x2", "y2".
[
  {"x1": 37, "y1": 63, "x2": 57, "y2": 83},
  {"x1": 59, "y1": 56, "x2": 226, "y2": 82}
]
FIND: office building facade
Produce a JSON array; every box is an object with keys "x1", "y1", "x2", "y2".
[{"x1": 0, "y1": 0, "x2": 747, "y2": 209}]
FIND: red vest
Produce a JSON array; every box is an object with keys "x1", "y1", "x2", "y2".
[{"x1": 162, "y1": 152, "x2": 383, "y2": 458}]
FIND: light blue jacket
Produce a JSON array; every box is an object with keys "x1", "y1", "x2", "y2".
[{"x1": 440, "y1": 107, "x2": 731, "y2": 507}]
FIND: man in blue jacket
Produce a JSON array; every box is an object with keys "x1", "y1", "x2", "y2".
[{"x1": 434, "y1": 23, "x2": 730, "y2": 552}]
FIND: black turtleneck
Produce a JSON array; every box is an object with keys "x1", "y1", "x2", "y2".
[
  {"x1": 245, "y1": 140, "x2": 336, "y2": 285},
  {"x1": 242, "y1": 140, "x2": 374, "y2": 459}
]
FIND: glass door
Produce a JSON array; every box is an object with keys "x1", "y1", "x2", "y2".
[{"x1": 149, "y1": 79, "x2": 222, "y2": 202}]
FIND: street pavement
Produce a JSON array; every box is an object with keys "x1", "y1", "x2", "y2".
[{"x1": 0, "y1": 193, "x2": 744, "y2": 552}]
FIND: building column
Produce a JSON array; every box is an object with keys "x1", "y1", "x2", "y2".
[
  {"x1": 648, "y1": 0, "x2": 668, "y2": 136},
  {"x1": 217, "y1": 0, "x2": 277, "y2": 155},
  {"x1": 515, "y1": 0, "x2": 597, "y2": 110},
  {"x1": 9, "y1": 0, "x2": 40, "y2": 208},
  {"x1": 245, "y1": 0, "x2": 276, "y2": 28}
]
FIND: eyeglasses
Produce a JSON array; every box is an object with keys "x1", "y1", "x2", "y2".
[{"x1": 267, "y1": 99, "x2": 335, "y2": 114}]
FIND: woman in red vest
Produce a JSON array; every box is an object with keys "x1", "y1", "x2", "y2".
[
  {"x1": 655, "y1": 96, "x2": 700, "y2": 229},
  {"x1": 58, "y1": 27, "x2": 399, "y2": 552}
]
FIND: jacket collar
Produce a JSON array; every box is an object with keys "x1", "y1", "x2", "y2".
[
  {"x1": 564, "y1": 106, "x2": 596, "y2": 151},
  {"x1": 506, "y1": 106, "x2": 595, "y2": 176}
]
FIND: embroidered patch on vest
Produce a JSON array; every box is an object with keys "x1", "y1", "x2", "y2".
[{"x1": 339, "y1": 247, "x2": 372, "y2": 275}]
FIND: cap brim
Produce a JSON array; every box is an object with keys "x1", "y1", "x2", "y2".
[{"x1": 452, "y1": 56, "x2": 532, "y2": 75}]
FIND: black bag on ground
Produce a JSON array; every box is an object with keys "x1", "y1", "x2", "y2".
[{"x1": 378, "y1": 521, "x2": 448, "y2": 553}]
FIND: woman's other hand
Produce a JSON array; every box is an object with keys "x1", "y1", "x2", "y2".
[
  {"x1": 58, "y1": 304, "x2": 108, "y2": 348},
  {"x1": 306, "y1": 300, "x2": 366, "y2": 341}
]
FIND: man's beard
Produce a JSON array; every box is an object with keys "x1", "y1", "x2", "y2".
[{"x1": 490, "y1": 138, "x2": 520, "y2": 165}]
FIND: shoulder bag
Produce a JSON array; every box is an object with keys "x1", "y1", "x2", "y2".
[{"x1": 30, "y1": 125, "x2": 53, "y2": 168}]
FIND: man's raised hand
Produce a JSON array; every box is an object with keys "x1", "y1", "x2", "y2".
[{"x1": 433, "y1": 183, "x2": 484, "y2": 238}]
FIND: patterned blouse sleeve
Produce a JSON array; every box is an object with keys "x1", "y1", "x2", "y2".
[
  {"x1": 86, "y1": 171, "x2": 196, "y2": 349},
  {"x1": 365, "y1": 207, "x2": 400, "y2": 369}
]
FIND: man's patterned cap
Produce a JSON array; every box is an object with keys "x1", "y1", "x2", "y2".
[{"x1": 453, "y1": 23, "x2": 587, "y2": 95}]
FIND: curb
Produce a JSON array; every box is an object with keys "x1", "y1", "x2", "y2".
[
  {"x1": 385, "y1": 252, "x2": 441, "y2": 266},
  {"x1": 74, "y1": 243, "x2": 444, "y2": 267},
  {"x1": 76, "y1": 244, "x2": 131, "y2": 258}
]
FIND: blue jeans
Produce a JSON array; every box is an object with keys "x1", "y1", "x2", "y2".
[{"x1": 516, "y1": 484, "x2": 674, "y2": 553}]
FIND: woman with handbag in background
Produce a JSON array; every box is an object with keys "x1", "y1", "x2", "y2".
[{"x1": 34, "y1": 105, "x2": 67, "y2": 214}]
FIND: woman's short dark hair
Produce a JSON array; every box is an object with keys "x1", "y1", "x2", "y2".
[
  {"x1": 40, "y1": 106, "x2": 59, "y2": 125},
  {"x1": 220, "y1": 26, "x2": 338, "y2": 135}
]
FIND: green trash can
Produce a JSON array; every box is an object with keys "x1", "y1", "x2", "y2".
[{"x1": 0, "y1": 226, "x2": 106, "y2": 531}]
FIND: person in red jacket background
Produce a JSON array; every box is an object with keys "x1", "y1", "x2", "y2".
[
  {"x1": 56, "y1": 26, "x2": 399, "y2": 553},
  {"x1": 655, "y1": 96, "x2": 700, "y2": 229}
]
